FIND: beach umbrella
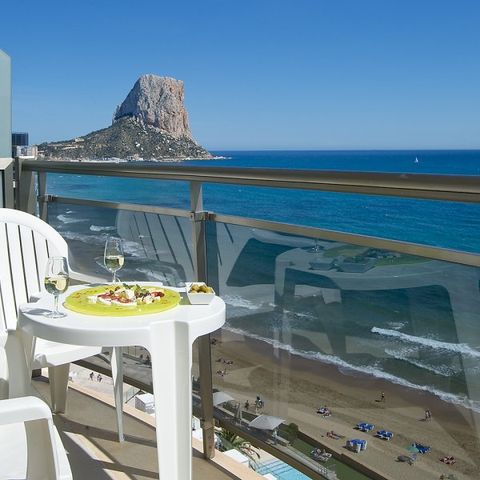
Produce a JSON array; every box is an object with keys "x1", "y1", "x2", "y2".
[
  {"x1": 248, "y1": 414, "x2": 285, "y2": 431},
  {"x1": 213, "y1": 391, "x2": 235, "y2": 406}
]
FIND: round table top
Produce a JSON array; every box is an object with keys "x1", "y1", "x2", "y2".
[{"x1": 18, "y1": 283, "x2": 226, "y2": 347}]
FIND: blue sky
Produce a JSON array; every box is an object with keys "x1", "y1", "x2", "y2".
[{"x1": 1, "y1": 0, "x2": 479, "y2": 149}]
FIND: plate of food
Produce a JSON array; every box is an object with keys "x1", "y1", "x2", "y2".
[{"x1": 64, "y1": 284, "x2": 181, "y2": 316}]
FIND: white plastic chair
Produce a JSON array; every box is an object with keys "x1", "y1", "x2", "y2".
[
  {"x1": 0, "y1": 330, "x2": 72, "y2": 479},
  {"x1": 0, "y1": 208, "x2": 125, "y2": 441}
]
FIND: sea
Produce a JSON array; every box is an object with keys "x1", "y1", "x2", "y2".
[{"x1": 46, "y1": 150, "x2": 480, "y2": 413}]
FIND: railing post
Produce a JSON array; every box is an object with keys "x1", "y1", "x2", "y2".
[
  {"x1": 37, "y1": 172, "x2": 48, "y2": 221},
  {"x1": 190, "y1": 181, "x2": 215, "y2": 459},
  {"x1": 0, "y1": 158, "x2": 14, "y2": 208},
  {"x1": 15, "y1": 157, "x2": 37, "y2": 214}
]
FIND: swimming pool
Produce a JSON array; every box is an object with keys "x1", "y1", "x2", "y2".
[{"x1": 256, "y1": 459, "x2": 310, "y2": 480}]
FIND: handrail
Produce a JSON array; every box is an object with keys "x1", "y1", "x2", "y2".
[{"x1": 21, "y1": 159, "x2": 480, "y2": 203}]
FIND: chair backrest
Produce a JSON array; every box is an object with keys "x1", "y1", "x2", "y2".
[
  {"x1": 116, "y1": 210, "x2": 195, "y2": 283},
  {"x1": 0, "y1": 209, "x2": 68, "y2": 330}
]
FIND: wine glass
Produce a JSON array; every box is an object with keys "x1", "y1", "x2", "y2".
[
  {"x1": 44, "y1": 257, "x2": 69, "y2": 318},
  {"x1": 104, "y1": 236, "x2": 124, "y2": 284}
]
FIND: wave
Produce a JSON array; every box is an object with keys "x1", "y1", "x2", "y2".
[
  {"x1": 372, "y1": 327, "x2": 480, "y2": 358},
  {"x1": 61, "y1": 230, "x2": 142, "y2": 256},
  {"x1": 90, "y1": 225, "x2": 116, "y2": 232},
  {"x1": 224, "y1": 325, "x2": 480, "y2": 413},
  {"x1": 134, "y1": 268, "x2": 168, "y2": 282},
  {"x1": 56, "y1": 214, "x2": 88, "y2": 224},
  {"x1": 222, "y1": 295, "x2": 261, "y2": 310},
  {"x1": 384, "y1": 348, "x2": 460, "y2": 377}
]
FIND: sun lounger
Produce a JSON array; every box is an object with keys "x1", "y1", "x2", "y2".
[
  {"x1": 311, "y1": 448, "x2": 332, "y2": 462},
  {"x1": 356, "y1": 422, "x2": 375, "y2": 432},
  {"x1": 376, "y1": 429, "x2": 393, "y2": 440},
  {"x1": 347, "y1": 439, "x2": 367, "y2": 452},
  {"x1": 413, "y1": 442, "x2": 430, "y2": 454}
]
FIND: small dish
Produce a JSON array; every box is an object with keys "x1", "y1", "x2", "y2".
[{"x1": 185, "y1": 282, "x2": 216, "y2": 305}]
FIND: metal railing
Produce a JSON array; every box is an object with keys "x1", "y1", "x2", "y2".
[{"x1": 10, "y1": 157, "x2": 480, "y2": 480}]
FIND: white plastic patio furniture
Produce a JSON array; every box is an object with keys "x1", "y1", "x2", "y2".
[
  {"x1": 0, "y1": 330, "x2": 72, "y2": 479},
  {"x1": 0, "y1": 208, "x2": 125, "y2": 441},
  {"x1": 18, "y1": 283, "x2": 226, "y2": 480}
]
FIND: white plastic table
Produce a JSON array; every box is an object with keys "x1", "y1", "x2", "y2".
[{"x1": 18, "y1": 284, "x2": 226, "y2": 480}]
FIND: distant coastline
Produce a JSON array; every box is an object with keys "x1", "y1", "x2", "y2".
[{"x1": 38, "y1": 154, "x2": 229, "y2": 163}]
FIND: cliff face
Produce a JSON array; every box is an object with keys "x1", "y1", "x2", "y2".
[
  {"x1": 38, "y1": 74, "x2": 211, "y2": 161},
  {"x1": 113, "y1": 75, "x2": 192, "y2": 139}
]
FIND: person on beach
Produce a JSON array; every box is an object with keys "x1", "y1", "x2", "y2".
[
  {"x1": 380, "y1": 392, "x2": 385, "y2": 402},
  {"x1": 244, "y1": 400, "x2": 250, "y2": 411},
  {"x1": 425, "y1": 409, "x2": 432, "y2": 421},
  {"x1": 255, "y1": 396, "x2": 264, "y2": 413},
  {"x1": 89, "y1": 371, "x2": 94, "y2": 381},
  {"x1": 272, "y1": 428, "x2": 278, "y2": 445},
  {"x1": 97, "y1": 373, "x2": 102, "y2": 382},
  {"x1": 316, "y1": 406, "x2": 331, "y2": 416}
]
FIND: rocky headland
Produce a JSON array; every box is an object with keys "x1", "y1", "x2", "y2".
[{"x1": 37, "y1": 74, "x2": 212, "y2": 161}]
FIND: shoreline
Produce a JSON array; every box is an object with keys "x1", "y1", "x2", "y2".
[{"x1": 205, "y1": 329, "x2": 479, "y2": 480}]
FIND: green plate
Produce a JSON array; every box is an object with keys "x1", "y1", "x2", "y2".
[{"x1": 64, "y1": 285, "x2": 181, "y2": 317}]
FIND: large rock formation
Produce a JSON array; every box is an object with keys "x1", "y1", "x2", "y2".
[
  {"x1": 38, "y1": 74, "x2": 211, "y2": 161},
  {"x1": 113, "y1": 75, "x2": 192, "y2": 139}
]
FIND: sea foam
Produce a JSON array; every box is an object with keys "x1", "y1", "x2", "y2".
[
  {"x1": 90, "y1": 225, "x2": 116, "y2": 232},
  {"x1": 372, "y1": 327, "x2": 480, "y2": 358},
  {"x1": 56, "y1": 214, "x2": 88, "y2": 224}
]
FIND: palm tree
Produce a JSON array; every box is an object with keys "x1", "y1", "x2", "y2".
[{"x1": 216, "y1": 428, "x2": 260, "y2": 469}]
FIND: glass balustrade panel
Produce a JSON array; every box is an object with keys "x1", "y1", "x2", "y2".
[{"x1": 204, "y1": 221, "x2": 480, "y2": 480}]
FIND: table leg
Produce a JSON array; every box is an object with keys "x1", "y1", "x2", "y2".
[
  {"x1": 149, "y1": 321, "x2": 192, "y2": 480},
  {"x1": 111, "y1": 346, "x2": 124, "y2": 442}
]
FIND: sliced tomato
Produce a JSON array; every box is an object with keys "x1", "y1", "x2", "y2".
[{"x1": 98, "y1": 293, "x2": 113, "y2": 300}]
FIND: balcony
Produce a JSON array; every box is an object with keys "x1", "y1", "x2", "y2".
[
  {"x1": 31, "y1": 368, "x2": 261, "y2": 480},
  {"x1": 2, "y1": 157, "x2": 480, "y2": 480}
]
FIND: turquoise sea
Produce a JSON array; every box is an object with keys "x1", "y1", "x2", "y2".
[{"x1": 47, "y1": 150, "x2": 480, "y2": 412}]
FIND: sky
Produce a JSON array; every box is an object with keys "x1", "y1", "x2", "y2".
[{"x1": 1, "y1": 0, "x2": 480, "y2": 150}]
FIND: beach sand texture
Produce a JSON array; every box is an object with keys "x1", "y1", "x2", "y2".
[{"x1": 202, "y1": 329, "x2": 480, "y2": 480}]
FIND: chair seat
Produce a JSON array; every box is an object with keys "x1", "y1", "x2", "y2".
[
  {"x1": 0, "y1": 421, "x2": 71, "y2": 480},
  {"x1": 33, "y1": 339, "x2": 101, "y2": 368}
]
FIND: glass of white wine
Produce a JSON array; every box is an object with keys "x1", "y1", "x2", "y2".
[
  {"x1": 104, "y1": 236, "x2": 124, "y2": 284},
  {"x1": 44, "y1": 257, "x2": 69, "y2": 318}
]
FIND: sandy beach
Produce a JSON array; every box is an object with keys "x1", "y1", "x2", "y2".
[{"x1": 200, "y1": 329, "x2": 480, "y2": 480}]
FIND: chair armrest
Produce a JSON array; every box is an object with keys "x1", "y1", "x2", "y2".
[{"x1": 0, "y1": 396, "x2": 52, "y2": 426}]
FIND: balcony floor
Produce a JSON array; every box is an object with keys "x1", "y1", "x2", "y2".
[{"x1": 33, "y1": 375, "x2": 261, "y2": 480}]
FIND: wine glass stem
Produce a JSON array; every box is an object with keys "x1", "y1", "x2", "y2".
[
  {"x1": 54, "y1": 294, "x2": 59, "y2": 315},
  {"x1": 112, "y1": 271, "x2": 117, "y2": 284}
]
